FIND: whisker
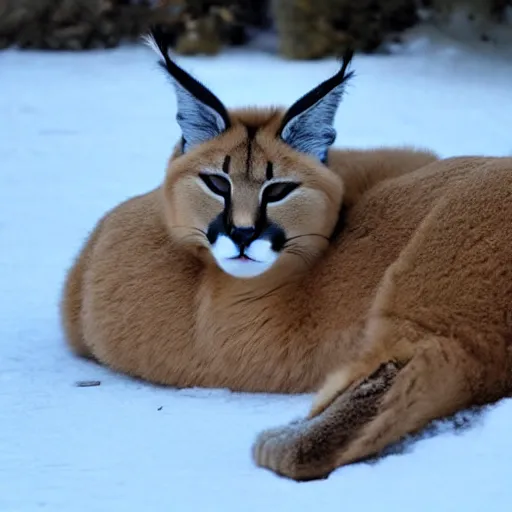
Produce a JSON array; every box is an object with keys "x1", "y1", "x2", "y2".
[
  {"x1": 284, "y1": 233, "x2": 330, "y2": 245},
  {"x1": 169, "y1": 225, "x2": 207, "y2": 236},
  {"x1": 283, "y1": 240, "x2": 328, "y2": 252},
  {"x1": 176, "y1": 235, "x2": 208, "y2": 247},
  {"x1": 285, "y1": 247, "x2": 315, "y2": 267},
  {"x1": 168, "y1": 226, "x2": 209, "y2": 247}
]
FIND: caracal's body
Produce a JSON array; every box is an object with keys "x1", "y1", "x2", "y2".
[{"x1": 61, "y1": 30, "x2": 512, "y2": 481}]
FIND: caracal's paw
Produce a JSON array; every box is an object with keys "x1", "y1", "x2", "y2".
[
  {"x1": 252, "y1": 418, "x2": 335, "y2": 481},
  {"x1": 252, "y1": 362, "x2": 400, "y2": 481}
]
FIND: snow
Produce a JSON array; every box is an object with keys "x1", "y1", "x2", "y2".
[{"x1": 1, "y1": 27, "x2": 512, "y2": 511}]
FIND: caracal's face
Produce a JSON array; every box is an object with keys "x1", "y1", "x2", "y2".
[{"x1": 163, "y1": 112, "x2": 343, "y2": 279}]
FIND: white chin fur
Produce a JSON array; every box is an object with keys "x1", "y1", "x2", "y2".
[{"x1": 211, "y1": 235, "x2": 278, "y2": 278}]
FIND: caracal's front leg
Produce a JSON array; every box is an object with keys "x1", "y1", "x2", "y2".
[{"x1": 253, "y1": 168, "x2": 512, "y2": 480}]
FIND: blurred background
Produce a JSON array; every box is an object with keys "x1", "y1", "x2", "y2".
[{"x1": 1, "y1": 0, "x2": 511, "y2": 56}]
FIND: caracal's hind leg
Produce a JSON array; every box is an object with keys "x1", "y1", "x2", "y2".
[{"x1": 253, "y1": 164, "x2": 512, "y2": 481}]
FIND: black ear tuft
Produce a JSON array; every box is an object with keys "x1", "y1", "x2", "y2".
[
  {"x1": 277, "y1": 49, "x2": 355, "y2": 163},
  {"x1": 145, "y1": 26, "x2": 231, "y2": 152}
]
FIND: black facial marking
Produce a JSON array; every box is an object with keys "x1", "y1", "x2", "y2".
[
  {"x1": 222, "y1": 155, "x2": 231, "y2": 174},
  {"x1": 246, "y1": 125, "x2": 258, "y2": 140},
  {"x1": 223, "y1": 191, "x2": 232, "y2": 226},
  {"x1": 206, "y1": 213, "x2": 225, "y2": 245},
  {"x1": 202, "y1": 169, "x2": 233, "y2": 240},
  {"x1": 245, "y1": 125, "x2": 258, "y2": 177},
  {"x1": 266, "y1": 161, "x2": 274, "y2": 180},
  {"x1": 263, "y1": 224, "x2": 287, "y2": 252}
]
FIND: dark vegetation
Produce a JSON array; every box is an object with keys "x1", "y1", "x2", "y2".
[{"x1": 0, "y1": 0, "x2": 510, "y2": 56}]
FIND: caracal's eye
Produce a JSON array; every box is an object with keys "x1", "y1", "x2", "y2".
[
  {"x1": 199, "y1": 173, "x2": 231, "y2": 197},
  {"x1": 262, "y1": 182, "x2": 301, "y2": 203}
]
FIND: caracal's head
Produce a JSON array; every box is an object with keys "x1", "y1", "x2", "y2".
[{"x1": 146, "y1": 28, "x2": 354, "y2": 280}]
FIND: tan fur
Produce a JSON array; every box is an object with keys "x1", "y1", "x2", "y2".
[{"x1": 60, "y1": 106, "x2": 512, "y2": 480}]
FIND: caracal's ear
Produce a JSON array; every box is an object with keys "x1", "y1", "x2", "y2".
[
  {"x1": 277, "y1": 50, "x2": 355, "y2": 163},
  {"x1": 144, "y1": 27, "x2": 231, "y2": 153}
]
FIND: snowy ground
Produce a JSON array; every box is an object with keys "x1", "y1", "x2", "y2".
[{"x1": 1, "y1": 27, "x2": 512, "y2": 512}]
